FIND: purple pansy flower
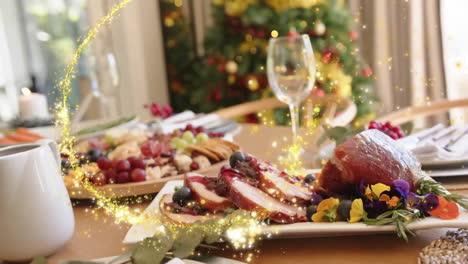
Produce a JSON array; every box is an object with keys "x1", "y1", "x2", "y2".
[
  {"x1": 364, "y1": 200, "x2": 388, "y2": 218},
  {"x1": 393, "y1": 179, "x2": 410, "y2": 196},
  {"x1": 418, "y1": 193, "x2": 439, "y2": 215},
  {"x1": 407, "y1": 192, "x2": 421, "y2": 207}
]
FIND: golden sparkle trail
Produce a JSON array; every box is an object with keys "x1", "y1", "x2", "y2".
[{"x1": 54, "y1": 0, "x2": 264, "y2": 257}]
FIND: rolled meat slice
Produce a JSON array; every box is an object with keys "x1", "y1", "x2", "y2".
[
  {"x1": 316, "y1": 129, "x2": 423, "y2": 195},
  {"x1": 184, "y1": 173, "x2": 234, "y2": 212},
  {"x1": 220, "y1": 167, "x2": 306, "y2": 223},
  {"x1": 159, "y1": 194, "x2": 222, "y2": 224}
]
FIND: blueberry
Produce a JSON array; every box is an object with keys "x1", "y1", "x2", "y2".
[
  {"x1": 338, "y1": 199, "x2": 352, "y2": 221},
  {"x1": 78, "y1": 154, "x2": 89, "y2": 165},
  {"x1": 306, "y1": 205, "x2": 317, "y2": 222},
  {"x1": 310, "y1": 193, "x2": 323, "y2": 206},
  {"x1": 229, "y1": 152, "x2": 246, "y2": 168},
  {"x1": 87, "y1": 148, "x2": 103, "y2": 162},
  {"x1": 304, "y1": 173, "x2": 317, "y2": 184},
  {"x1": 172, "y1": 186, "x2": 192, "y2": 207},
  {"x1": 61, "y1": 159, "x2": 71, "y2": 170}
]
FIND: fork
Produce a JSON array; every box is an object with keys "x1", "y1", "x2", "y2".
[{"x1": 443, "y1": 126, "x2": 468, "y2": 152}]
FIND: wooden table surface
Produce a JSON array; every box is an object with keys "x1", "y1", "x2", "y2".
[{"x1": 48, "y1": 124, "x2": 468, "y2": 264}]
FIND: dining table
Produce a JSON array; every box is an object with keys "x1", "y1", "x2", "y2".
[{"x1": 47, "y1": 124, "x2": 468, "y2": 264}]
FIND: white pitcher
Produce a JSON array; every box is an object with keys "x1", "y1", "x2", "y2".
[{"x1": 0, "y1": 140, "x2": 75, "y2": 261}]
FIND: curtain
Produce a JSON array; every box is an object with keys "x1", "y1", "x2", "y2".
[
  {"x1": 86, "y1": 0, "x2": 169, "y2": 119},
  {"x1": 348, "y1": 0, "x2": 447, "y2": 126}
]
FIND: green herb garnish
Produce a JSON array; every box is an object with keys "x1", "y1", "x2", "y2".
[
  {"x1": 416, "y1": 179, "x2": 468, "y2": 210},
  {"x1": 364, "y1": 209, "x2": 422, "y2": 241}
]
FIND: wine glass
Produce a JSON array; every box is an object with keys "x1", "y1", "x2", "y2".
[{"x1": 267, "y1": 34, "x2": 316, "y2": 144}]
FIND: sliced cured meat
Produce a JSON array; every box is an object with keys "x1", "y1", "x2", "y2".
[
  {"x1": 184, "y1": 173, "x2": 234, "y2": 212},
  {"x1": 220, "y1": 167, "x2": 306, "y2": 223},
  {"x1": 159, "y1": 194, "x2": 222, "y2": 224},
  {"x1": 317, "y1": 129, "x2": 423, "y2": 195},
  {"x1": 257, "y1": 170, "x2": 312, "y2": 204},
  {"x1": 235, "y1": 155, "x2": 312, "y2": 204}
]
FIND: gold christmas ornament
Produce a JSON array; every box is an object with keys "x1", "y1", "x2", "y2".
[
  {"x1": 225, "y1": 60, "x2": 238, "y2": 74},
  {"x1": 164, "y1": 17, "x2": 175, "y2": 27},
  {"x1": 314, "y1": 20, "x2": 326, "y2": 35},
  {"x1": 212, "y1": 0, "x2": 224, "y2": 5},
  {"x1": 246, "y1": 75, "x2": 260, "y2": 91},
  {"x1": 228, "y1": 74, "x2": 237, "y2": 84},
  {"x1": 314, "y1": 52, "x2": 352, "y2": 97},
  {"x1": 266, "y1": 0, "x2": 325, "y2": 11},
  {"x1": 225, "y1": 0, "x2": 257, "y2": 16}
]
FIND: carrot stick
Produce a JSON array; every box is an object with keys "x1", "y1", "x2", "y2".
[
  {"x1": 6, "y1": 133, "x2": 39, "y2": 143},
  {"x1": 0, "y1": 137, "x2": 16, "y2": 144},
  {"x1": 16, "y1": 127, "x2": 44, "y2": 139}
]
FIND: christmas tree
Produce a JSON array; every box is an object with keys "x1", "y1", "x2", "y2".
[{"x1": 160, "y1": 0, "x2": 376, "y2": 126}]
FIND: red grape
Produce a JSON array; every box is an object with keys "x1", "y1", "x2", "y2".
[
  {"x1": 140, "y1": 141, "x2": 162, "y2": 157},
  {"x1": 367, "y1": 121, "x2": 405, "y2": 139},
  {"x1": 190, "y1": 162, "x2": 200, "y2": 171},
  {"x1": 97, "y1": 157, "x2": 112, "y2": 170},
  {"x1": 130, "y1": 168, "x2": 146, "y2": 182},
  {"x1": 115, "y1": 159, "x2": 131, "y2": 172},
  {"x1": 104, "y1": 170, "x2": 117, "y2": 184},
  {"x1": 91, "y1": 172, "x2": 107, "y2": 186},
  {"x1": 195, "y1": 127, "x2": 205, "y2": 133},
  {"x1": 128, "y1": 157, "x2": 146, "y2": 169},
  {"x1": 116, "y1": 171, "x2": 130, "y2": 183},
  {"x1": 185, "y1": 124, "x2": 194, "y2": 131}
]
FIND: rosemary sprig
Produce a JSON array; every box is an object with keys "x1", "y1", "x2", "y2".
[
  {"x1": 416, "y1": 179, "x2": 468, "y2": 210},
  {"x1": 363, "y1": 209, "x2": 422, "y2": 241}
]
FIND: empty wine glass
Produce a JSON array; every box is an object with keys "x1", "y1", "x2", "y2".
[{"x1": 267, "y1": 34, "x2": 316, "y2": 144}]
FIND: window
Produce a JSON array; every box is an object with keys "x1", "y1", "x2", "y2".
[
  {"x1": 441, "y1": 0, "x2": 468, "y2": 123},
  {"x1": 0, "y1": 0, "x2": 90, "y2": 122}
]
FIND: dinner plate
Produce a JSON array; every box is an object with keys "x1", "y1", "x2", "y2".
[
  {"x1": 421, "y1": 157, "x2": 468, "y2": 170},
  {"x1": 93, "y1": 255, "x2": 245, "y2": 264},
  {"x1": 426, "y1": 167, "x2": 468, "y2": 178},
  {"x1": 123, "y1": 180, "x2": 468, "y2": 244}
]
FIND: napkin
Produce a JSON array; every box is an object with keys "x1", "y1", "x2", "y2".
[
  {"x1": 398, "y1": 125, "x2": 468, "y2": 162},
  {"x1": 158, "y1": 113, "x2": 221, "y2": 134}
]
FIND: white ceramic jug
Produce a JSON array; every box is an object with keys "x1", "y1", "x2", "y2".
[{"x1": 0, "y1": 140, "x2": 75, "y2": 261}]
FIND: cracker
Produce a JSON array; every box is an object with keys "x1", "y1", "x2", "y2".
[
  {"x1": 211, "y1": 138, "x2": 240, "y2": 151},
  {"x1": 186, "y1": 145, "x2": 220, "y2": 161},
  {"x1": 203, "y1": 141, "x2": 229, "y2": 160}
]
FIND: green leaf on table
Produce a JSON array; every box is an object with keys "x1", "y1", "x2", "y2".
[
  {"x1": 108, "y1": 252, "x2": 132, "y2": 264},
  {"x1": 31, "y1": 257, "x2": 47, "y2": 264},
  {"x1": 131, "y1": 233, "x2": 174, "y2": 264},
  {"x1": 172, "y1": 226, "x2": 205, "y2": 258},
  {"x1": 202, "y1": 219, "x2": 226, "y2": 244},
  {"x1": 59, "y1": 261, "x2": 104, "y2": 264}
]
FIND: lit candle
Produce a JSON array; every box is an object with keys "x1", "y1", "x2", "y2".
[{"x1": 18, "y1": 88, "x2": 49, "y2": 120}]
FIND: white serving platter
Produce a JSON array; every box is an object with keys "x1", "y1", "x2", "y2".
[{"x1": 123, "y1": 180, "x2": 468, "y2": 244}]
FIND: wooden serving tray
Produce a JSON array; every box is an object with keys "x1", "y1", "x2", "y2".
[{"x1": 67, "y1": 161, "x2": 226, "y2": 199}]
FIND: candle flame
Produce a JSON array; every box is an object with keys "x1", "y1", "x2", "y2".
[{"x1": 21, "y1": 87, "x2": 31, "y2": 96}]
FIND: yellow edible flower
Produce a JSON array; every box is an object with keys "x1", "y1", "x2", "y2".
[
  {"x1": 365, "y1": 186, "x2": 373, "y2": 200},
  {"x1": 312, "y1": 198, "x2": 340, "y2": 222},
  {"x1": 349, "y1": 198, "x2": 364, "y2": 223},
  {"x1": 371, "y1": 183, "x2": 390, "y2": 197}
]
